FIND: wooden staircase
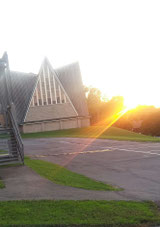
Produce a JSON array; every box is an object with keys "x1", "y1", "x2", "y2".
[
  {"x1": 0, "y1": 52, "x2": 24, "y2": 166},
  {"x1": 0, "y1": 109, "x2": 24, "y2": 166}
]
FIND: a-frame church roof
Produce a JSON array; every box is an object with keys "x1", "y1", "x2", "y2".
[
  {"x1": 9, "y1": 71, "x2": 37, "y2": 124},
  {"x1": 7, "y1": 59, "x2": 89, "y2": 124},
  {"x1": 56, "y1": 62, "x2": 89, "y2": 117}
]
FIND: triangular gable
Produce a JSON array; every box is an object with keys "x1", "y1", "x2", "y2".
[{"x1": 24, "y1": 58, "x2": 78, "y2": 122}]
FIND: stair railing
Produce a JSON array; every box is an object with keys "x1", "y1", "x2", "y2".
[
  {"x1": 0, "y1": 53, "x2": 24, "y2": 165},
  {"x1": 7, "y1": 107, "x2": 24, "y2": 164}
]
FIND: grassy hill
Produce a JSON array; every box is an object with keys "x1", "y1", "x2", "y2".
[{"x1": 22, "y1": 125, "x2": 160, "y2": 142}]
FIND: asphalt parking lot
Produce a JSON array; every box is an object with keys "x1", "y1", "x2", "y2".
[{"x1": 1, "y1": 137, "x2": 160, "y2": 201}]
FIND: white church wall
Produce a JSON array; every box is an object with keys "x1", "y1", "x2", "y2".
[{"x1": 22, "y1": 117, "x2": 90, "y2": 133}]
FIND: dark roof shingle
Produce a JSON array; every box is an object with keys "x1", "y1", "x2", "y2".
[
  {"x1": 56, "y1": 62, "x2": 89, "y2": 117},
  {"x1": 10, "y1": 71, "x2": 37, "y2": 123}
]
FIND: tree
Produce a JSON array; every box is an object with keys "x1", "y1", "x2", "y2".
[
  {"x1": 86, "y1": 87, "x2": 102, "y2": 124},
  {"x1": 85, "y1": 86, "x2": 125, "y2": 125}
]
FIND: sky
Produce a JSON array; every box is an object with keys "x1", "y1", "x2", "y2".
[{"x1": 0, "y1": 0, "x2": 160, "y2": 108}]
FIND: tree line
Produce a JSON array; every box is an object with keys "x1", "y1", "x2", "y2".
[
  {"x1": 85, "y1": 86, "x2": 160, "y2": 136},
  {"x1": 115, "y1": 105, "x2": 160, "y2": 136},
  {"x1": 85, "y1": 86, "x2": 124, "y2": 125}
]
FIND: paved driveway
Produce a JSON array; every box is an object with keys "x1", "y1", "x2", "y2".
[{"x1": 1, "y1": 138, "x2": 160, "y2": 201}]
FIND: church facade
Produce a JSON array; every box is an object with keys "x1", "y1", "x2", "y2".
[{"x1": 4, "y1": 58, "x2": 90, "y2": 133}]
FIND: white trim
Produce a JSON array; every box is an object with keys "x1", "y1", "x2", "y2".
[
  {"x1": 24, "y1": 58, "x2": 79, "y2": 123},
  {"x1": 42, "y1": 65, "x2": 48, "y2": 105},
  {"x1": 47, "y1": 66, "x2": 53, "y2": 104},
  {"x1": 52, "y1": 71, "x2": 57, "y2": 104},
  {"x1": 58, "y1": 85, "x2": 62, "y2": 103},
  {"x1": 46, "y1": 59, "x2": 78, "y2": 116},
  {"x1": 39, "y1": 71, "x2": 44, "y2": 105}
]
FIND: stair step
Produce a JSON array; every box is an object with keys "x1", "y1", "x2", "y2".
[
  {"x1": 0, "y1": 160, "x2": 21, "y2": 166},
  {"x1": 10, "y1": 145, "x2": 17, "y2": 148},
  {"x1": 0, "y1": 159, "x2": 19, "y2": 164},
  {"x1": 0, "y1": 154, "x2": 18, "y2": 158},
  {"x1": 0, "y1": 126, "x2": 24, "y2": 166},
  {"x1": 9, "y1": 143, "x2": 17, "y2": 146},
  {"x1": 10, "y1": 142, "x2": 17, "y2": 145},
  {"x1": 0, "y1": 155, "x2": 19, "y2": 161},
  {"x1": 0, "y1": 159, "x2": 21, "y2": 166},
  {"x1": 10, "y1": 151, "x2": 19, "y2": 155},
  {"x1": 0, "y1": 130, "x2": 10, "y2": 132}
]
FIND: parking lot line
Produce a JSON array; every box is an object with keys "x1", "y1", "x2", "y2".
[{"x1": 105, "y1": 146, "x2": 160, "y2": 156}]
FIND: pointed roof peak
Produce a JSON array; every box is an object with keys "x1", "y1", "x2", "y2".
[
  {"x1": 41, "y1": 57, "x2": 54, "y2": 70},
  {"x1": 0, "y1": 51, "x2": 8, "y2": 64},
  {"x1": 43, "y1": 56, "x2": 51, "y2": 64},
  {"x1": 2, "y1": 51, "x2": 8, "y2": 61},
  {"x1": 43, "y1": 56, "x2": 48, "y2": 62},
  {"x1": 38, "y1": 57, "x2": 53, "y2": 74}
]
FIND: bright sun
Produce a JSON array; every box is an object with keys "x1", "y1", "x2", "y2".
[
  {"x1": 98, "y1": 80, "x2": 160, "y2": 111},
  {"x1": 124, "y1": 97, "x2": 139, "y2": 110},
  {"x1": 123, "y1": 95, "x2": 160, "y2": 110}
]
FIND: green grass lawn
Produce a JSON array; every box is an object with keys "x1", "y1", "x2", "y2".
[
  {"x1": 25, "y1": 157, "x2": 120, "y2": 191},
  {"x1": 0, "y1": 178, "x2": 5, "y2": 189},
  {"x1": 0, "y1": 200, "x2": 160, "y2": 226},
  {"x1": 22, "y1": 126, "x2": 160, "y2": 142}
]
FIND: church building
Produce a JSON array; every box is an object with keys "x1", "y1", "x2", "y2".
[{"x1": 2, "y1": 58, "x2": 90, "y2": 133}]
